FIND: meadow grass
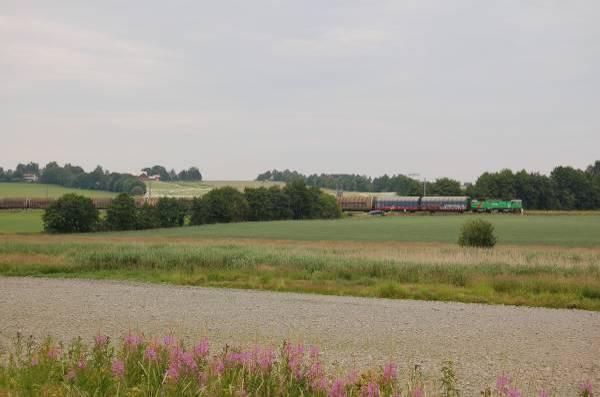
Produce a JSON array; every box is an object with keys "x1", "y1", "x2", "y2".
[
  {"x1": 1, "y1": 238, "x2": 599, "y2": 310},
  {"x1": 105, "y1": 215, "x2": 600, "y2": 247},
  {"x1": 0, "y1": 182, "x2": 116, "y2": 198},
  {"x1": 0, "y1": 210, "x2": 44, "y2": 234}
]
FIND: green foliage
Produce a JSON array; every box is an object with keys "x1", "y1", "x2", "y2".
[
  {"x1": 42, "y1": 194, "x2": 99, "y2": 233},
  {"x1": 136, "y1": 203, "x2": 160, "y2": 230},
  {"x1": 458, "y1": 219, "x2": 497, "y2": 248},
  {"x1": 155, "y1": 198, "x2": 187, "y2": 227},
  {"x1": 200, "y1": 187, "x2": 249, "y2": 224},
  {"x1": 105, "y1": 194, "x2": 137, "y2": 231}
]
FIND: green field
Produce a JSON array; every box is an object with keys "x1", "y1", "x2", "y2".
[
  {"x1": 145, "y1": 180, "x2": 284, "y2": 197},
  {"x1": 0, "y1": 183, "x2": 116, "y2": 198},
  {"x1": 1, "y1": 212, "x2": 600, "y2": 247}
]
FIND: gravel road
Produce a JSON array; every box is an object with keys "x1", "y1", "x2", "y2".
[{"x1": 1, "y1": 277, "x2": 599, "y2": 395}]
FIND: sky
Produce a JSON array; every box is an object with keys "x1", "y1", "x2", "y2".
[{"x1": 1, "y1": 1, "x2": 599, "y2": 182}]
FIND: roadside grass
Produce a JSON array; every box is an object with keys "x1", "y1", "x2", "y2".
[
  {"x1": 1, "y1": 239, "x2": 599, "y2": 310},
  {"x1": 0, "y1": 182, "x2": 116, "y2": 198}
]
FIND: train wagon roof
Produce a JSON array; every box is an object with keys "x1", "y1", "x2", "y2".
[
  {"x1": 421, "y1": 196, "x2": 469, "y2": 202},
  {"x1": 376, "y1": 196, "x2": 420, "y2": 202}
]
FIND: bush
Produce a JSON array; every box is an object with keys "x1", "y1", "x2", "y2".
[
  {"x1": 42, "y1": 194, "x2": 99, "y2": 233},
  {"x1": 105, "y1": 193, "x2": 137, "y2": 231},
  {"x1": 200, "y1": 187, "x2": 249, "y2": 224},
  {"x1": 458, "y1": 219, "x2": 497, "y2": 248},
  {"x1": 136, "y1": 203, "x2": 160, "y2": 229},
  {"x1": 155, "y1": 197, "x2": 188, "y2": 227}
]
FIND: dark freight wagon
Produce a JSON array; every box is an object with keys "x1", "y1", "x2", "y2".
[
  {"x1": 374, "y1": 197, "x2": 420, "y2": 211},
  {"x1": 420, "y1": 196, "x2": 469, "y2": 212}
]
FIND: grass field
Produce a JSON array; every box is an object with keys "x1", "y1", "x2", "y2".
[
  {"x1": 146, "y1": 180, "x2": 285, "y2": 197},
  {"x1": 1, "y1": 212, "x2": 600, "y2": 247},
  {"x1": 1, "y1": 209, "x2": 599, "y2": 310},
  {"x1": 0, "y1": 183, "x2": 116, "y2": 198}
]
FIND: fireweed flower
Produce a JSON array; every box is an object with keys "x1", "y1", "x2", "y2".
[
  {"x1": 362, "y1": 382, "x2": 380, "y2": 397},
  {"x1": 47, "y1": 347, "x2": 60, "y2": 360},
  {"x1": 538, "y1": 391, "x2": 549, "y2": 397},
  {"x1": 111, "y1": 359, "x2": 125, "y2": 378},
  {"x1": 346, "y1": 369, "x2": 359, "y2": 385},
  {"x1": 412, "y1": 386, "x2": 424, "y2": 397},
  {"x1": 212, "y1": 357, "x2": 225, "y2": 376},
  {"x1": 330, "y1": 378, "x2": 347, "y2": 397},
  {"x1": 579, "y1": 380, "x2": 594, "y2": 396},
  {"x1": 95, "y1": 334, "x2": 108, "y2": 348},
  {"x1": 77, "y1": 359, "x2": 87, "y2": 369},
  {"x1": 194, "y1": 338, "x2": 210, "y2": 358},
  {"x1": 255, "y1": 346, "x2": 275, "y2": 371},
  {"x1": 145, "y1": 346, "x2": 158, "y2": 361},
  {"x1": 508, "y1": 387, "x2": 522, "y2": 397},
  {"x1": 30, "y1": 356, "x2": 39, "y2": 366},
  {"x1": 166, "y1": 362, "x2": 180, "y2": 382},
  {"x1": 284, "y1": 342, "x2": 305, "y2": 379},
  {"x1": 497, "y1": 374, "x2": 510, "y2": 395},
  {"x1": 383, "y1": 361, "x2": 398, "y2": 383},
  {"x1": 123, "y1": 333, "x2": 141, "y2": 348},
  {"x1": 163, "y1": 335, "x2": 175, "y2": 346}
]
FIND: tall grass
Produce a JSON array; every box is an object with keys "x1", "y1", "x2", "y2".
[{"x1": 1, "y1": 240, "x2": 599, "y2": 310}]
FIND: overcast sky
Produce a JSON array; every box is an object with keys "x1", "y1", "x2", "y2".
[{"x1": 1, "y1": 1, "x2": 599, "y2": 182}]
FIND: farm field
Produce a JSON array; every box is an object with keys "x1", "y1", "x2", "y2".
[
  {"x1": 2, "y1": 211, "x2": 600, "y2": 246},
  {"x1": 0, "y1": 182, "x2": 116, "y2": 198},
  {"x1": 1, "y1": 218, "x2": 599, "y2": 309},
  {"x1": 145, "y1": 180, "x2": 285, "y2": 197}
]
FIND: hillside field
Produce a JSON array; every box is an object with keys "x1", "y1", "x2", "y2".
[
  {"x1": 145, "y1": 180, "x2": 285, "y2": 197},
  {"x1": 0, "y1": 183, "x2": 116, "y2": 198}
]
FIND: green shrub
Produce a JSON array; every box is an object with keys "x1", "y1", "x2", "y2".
[
  {"x1": 458, "y1": 219, "x2": 497, "y2": 248},
  {"x1": 42, "y1": 194, "x2": 99, "y2": 233}
]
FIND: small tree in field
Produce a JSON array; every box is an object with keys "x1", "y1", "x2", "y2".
[
  {"x1": 458, "y1": 219, "x2": 497, "y2": 248},
  {"x1": 43, "y1": 194, "x2": 99, "y2": 233}
]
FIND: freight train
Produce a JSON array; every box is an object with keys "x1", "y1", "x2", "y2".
[
  {"x1": 336, "y1": 196, "x2": 523, "y2": 214},
  {"x1": 0, "y1": 197, "x2": 158, "y2": 210}
]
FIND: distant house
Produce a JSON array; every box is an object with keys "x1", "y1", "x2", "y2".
[
  {"x1": 23, "y1": 173, "x2": 38, "y2": 183},
  {"x1": 138, "y1": 173, "x2": 160, "y2": 182}
]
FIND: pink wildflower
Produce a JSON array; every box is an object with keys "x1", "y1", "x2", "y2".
[
  {"x1": 412, "y1": 386, "x2": 424, "y2": 397},
  {"x1": 212, "y1": 357, "x2": 225, "y2": 376},
  {"x1": 94, "y1": 334, "x2": 108, "y2": 347},
  {"x1": 308, "y1": 361, "x2": 327, "y2": 391},
  {"x1": 383, "y1": 361, "x2": 398, "y2": 383},
  {"x1": 284, "y1": 342, "x2": 305, "y2": 380},
  {"x1": 123, "y1": 333, "x2": 141, "y2": 348},
  {"x1": 579, "y1": 380, "x2": 594, "y2": 396},
  {"x1": 163, "y1": 335, "x2": 176, "y2": 346},
  {"x1": 330, "y1": 378, "x2": 347, "y2": 397},
  {"x1": 194, "y1": 338, "x2": 210, "y2": 358},
  {"x1": 77, "y1": 359, "x2": 87, "y2": 369},
  {"x1": 538, "y1": 391, "x2": 549, "y2": 397},
  {"x1": 497, "y1": 374, "x2": 510, "y2": 395},
  {"x1": 309, "y1": 345, "x2": 320, "y2": 360},
  {"x1": 30, "y1": 356, "x2": 39, "y2": 366},
  {"x1": 66, "y1": 368, "x2": 76, "y2": 382},
  {"x1": 181, "y1": 351, "x2": 197, "y2": 369},
  {"x1": 362, "y1": 382, "x2": 380, "y2": 397},
  {"x1": 111, "y1": 359, "x2": 125, "y2": 378},
  {"x1": 508, "y1": 387, "x2": 522, "y2": 397},
  {"x1": 166, "y1": 362, "x2": 180, "y2": 382},
  {"x1": 47, "y1": 347, "x2": 60, "y2": 360},
  {"x1": 145, "y1": 346, "x2": 157, "y2": 361},
  {"x1": 255, "y1": 347, "x2": 275, "y2": 371},
  {"x1": 346, "y1": 369, "x2": 359, "y2": 385}
]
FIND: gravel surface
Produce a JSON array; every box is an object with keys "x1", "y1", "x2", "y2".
[{"x1": 1, "y1": 277, "x2": 599, "y2": 395}]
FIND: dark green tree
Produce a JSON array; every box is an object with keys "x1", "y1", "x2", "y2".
[
  {"x1": 201, "y1": 187, "x2": 249, "y2": 223},
  {"x1": 105, "y1": 193, "x2": 137, "y2": 231},
  {"x1": 42, "y1": 194, "x2": 99, "y2": 233},
  {"x1": 155, "y1": 197, "x2": 187, "y2": 227}
]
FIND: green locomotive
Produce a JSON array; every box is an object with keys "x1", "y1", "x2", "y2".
[{"x1": 470, "y1": 199, "x2": 523, "y2": 213}]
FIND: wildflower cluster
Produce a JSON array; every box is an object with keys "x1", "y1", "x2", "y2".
[{"x1": 0, "y1": 333, "x2": 594, "y2": 396}]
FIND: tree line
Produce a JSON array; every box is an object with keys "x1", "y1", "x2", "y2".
[
  {"x1": 0, "y1": 162, "x2": 146, "y2": 196},
  {"x1": 142, "y1": 165, "x2": 202, "y2": 181},
  {"x1": 43, "y1": 180, "x2": 341, "y2": 233},
  {"x1": 257, "y1": 160, "x2": 600, "y2": 210}
]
